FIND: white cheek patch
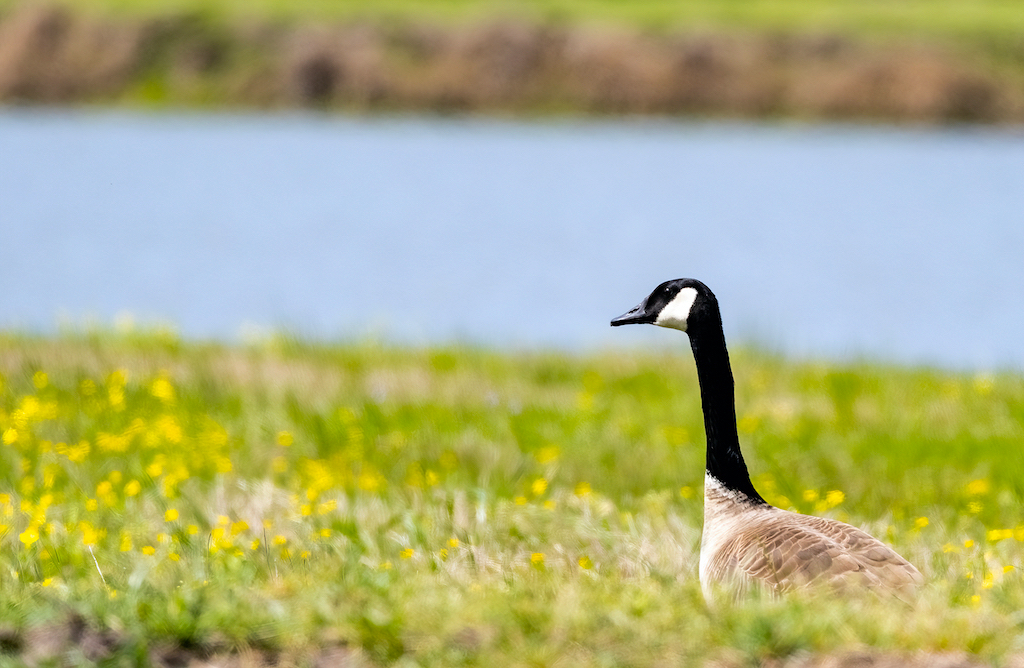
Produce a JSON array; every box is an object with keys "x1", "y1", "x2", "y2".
[{"x1": 655, "y1": 286, "x2": 698, "y2": 331}]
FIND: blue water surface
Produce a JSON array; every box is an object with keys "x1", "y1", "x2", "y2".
[{"x1": 2, "y1": 108, "x2": 1023, "y2": 370}]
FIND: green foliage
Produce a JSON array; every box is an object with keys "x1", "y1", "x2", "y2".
[
  {"x1": 10, "y1": 0, "x2": 1024, "y2": 43},
  {"x1": 1, "y1": 331, "x2": 1023, "y2": 664}
]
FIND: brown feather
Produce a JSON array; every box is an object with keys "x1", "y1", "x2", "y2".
[{"x1": 700, "y1": 475, "x2": 923, "y2": 596}]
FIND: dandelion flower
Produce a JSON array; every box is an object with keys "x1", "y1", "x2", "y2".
[
  {"x1": 967, "y1": 479, "x2": 990, "y2": 496},
  {"x1": 80, "y1": 522, "x2": 99, "y2": 546},
  {"x1": 19, "y1": 526, "x2": 39, "y2": 547}
]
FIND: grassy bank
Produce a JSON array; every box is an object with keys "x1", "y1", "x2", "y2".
[
  {"x1": 1, "y1": 1, "x2": 1023, "y2": 121},
  {"x1": 19, "y1": 0, "x2": 1024, "y2": 42},
  {"x1": 1, "y1": 331, "x2": 1023, "y2": 665}
]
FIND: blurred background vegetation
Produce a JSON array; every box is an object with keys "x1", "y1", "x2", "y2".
[{"x1": 1, "y1": 0, "x2": 1024, "y2": 121}]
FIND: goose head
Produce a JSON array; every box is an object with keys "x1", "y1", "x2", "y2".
[{"x1": 610, "y1": 278, "x2": 717, "y2": 332}]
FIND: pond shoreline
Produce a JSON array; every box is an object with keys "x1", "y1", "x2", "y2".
[{"x1": 1, "y1": 3, "x2": 1023, "y2": 123}]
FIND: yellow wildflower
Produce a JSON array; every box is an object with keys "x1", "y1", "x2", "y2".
[
  {"x1": 967, "y1": 479, "x2": 991, "y2": 496},
  {"x1": 150, "y1": 376, "x2": 175, "y2": 402},
  {"x1": 164, "y1": 508, "x2": 179, "y2": 522},
  {"x1": 19, "y1": 525, "x2": 39, "y2": 547},
  {"x1": 80, "y1": 522, "x2": 99, "y2": 546},
  {"x1": 825, "y1": 490, "x2": 845, "y2": 507}
]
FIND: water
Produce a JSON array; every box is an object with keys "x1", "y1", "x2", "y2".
[{"x1": 2, "y1": 108, "x2": 1023, "y2": 370}]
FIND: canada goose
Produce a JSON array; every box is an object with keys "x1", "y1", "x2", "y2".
[{"x1": 612, "y1": 278, "x2": 922, "y2": 596}]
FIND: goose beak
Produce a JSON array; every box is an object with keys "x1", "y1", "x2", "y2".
[{"x1": 611, "y1": 302, "x2": 653, "y2": 326}]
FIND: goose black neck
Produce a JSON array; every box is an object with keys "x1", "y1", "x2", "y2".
[{"x1": 687, "y1": 316, "x2": 766, "y2": 505}]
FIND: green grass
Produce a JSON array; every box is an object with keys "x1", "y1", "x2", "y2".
[
  {"x1": 6, "y1": 0, "x2": 1024, "y2": 41},
  {"x1": 2, "y1": 330, "x2": 1024, "y2": 664}
]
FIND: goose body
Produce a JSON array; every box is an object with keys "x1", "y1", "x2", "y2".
[{"x1": 612, "y1": 278, "x2": 922, "y2": 596}]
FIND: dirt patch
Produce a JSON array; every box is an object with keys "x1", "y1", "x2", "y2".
[
  {"x1": 0, "y1": 613, "x2": 365, "y2": 667},
  {"x1": 0, "y1": 614, "x2": 1017, "y2": 667},
  {"x1": 716, "y1": 650, "x2": 1002, "y2": 668},
  {"x1": 0, "y1": 3, "x2": 1021, "y2": 122}
]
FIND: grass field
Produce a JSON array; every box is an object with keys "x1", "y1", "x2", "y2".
[
  {"x1": 1, "y1": 331, "x2": 1024, "y2": 665},
  {"x1": 13, "y1": 0, "x2": 1024, "y2": 42}
]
